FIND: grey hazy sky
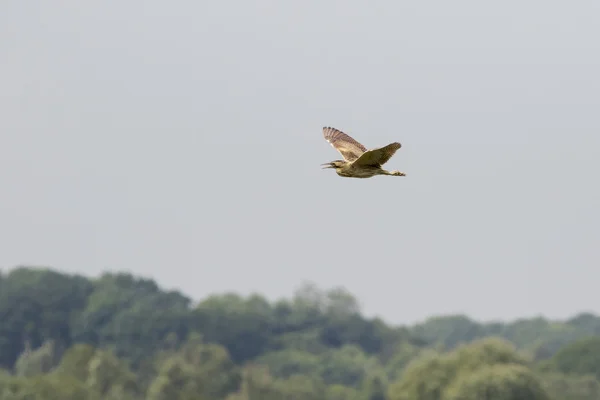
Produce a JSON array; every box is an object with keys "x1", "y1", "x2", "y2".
[{"x1": 1, "y1": 1, "x2": 599, "y2": 325}]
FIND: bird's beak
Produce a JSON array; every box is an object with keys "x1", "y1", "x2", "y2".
[{"x1": 321, "y1": 163, "x2": 334, "y2": 169}]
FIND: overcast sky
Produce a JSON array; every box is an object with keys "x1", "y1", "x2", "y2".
[{"x1": 1, "y1": 1, "x2": 599, "y2": 325}]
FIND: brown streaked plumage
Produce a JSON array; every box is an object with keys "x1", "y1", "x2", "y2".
[{"x1": 321, "y1": 126, "x2": 406, "y2": 179}]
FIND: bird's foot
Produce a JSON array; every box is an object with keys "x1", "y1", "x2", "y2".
[{"x1": 391, "y1": 171, "x2": 406, "y2": 176}]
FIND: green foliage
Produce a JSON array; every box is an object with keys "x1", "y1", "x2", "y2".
[
  {"x1": 268, "y1": 329, "x2": 328, "y2": 354},
  {"x1": 84, "y1": 347, "x2": 139, "y2": 397},
  {"x1": 411, "y1": 314, "x2": 600, "y2": 361},
  {"x1": 449, "y1": 337, "x2": 528, "y2": 374},
  {"x1": 543, "y1": 336, "x2": 600, "y2": 380},
  {"x1": 147, "y1": 333, "x2": 241, "y2": 400},
  {"x1": 326, "y1": 384, "x2": 362, "y2": 400},
  {"x1": 445, "y1": 364, "x2": 548, "y2": 400},
  {"x1": 14, "y1": 340, "x2": 58, "y2": 377},
  {"x1": 0, "y1": 267, "x2": 93, "y2": 369},
  {"x1": 70, "y1": 272, "x2": 192, "y2": 367},
  {"x1": 0, "y1": 373, "x2": 97, "y2": 400},
  {"x1": 227, "y1": 365, "x2": 327, "y2": 400},
  {"x1": 254, "y1": 349, "x2": 320, "y2": 378},
  {"x1": 540, "y1": 372, "x2": 600, "y2": 400},
  {"x1": 193, "y1": 293, "x2": 274, "y2": 363},
  {"x1": 318, "y1": 345, "x2": 380, "y2": 387},
  {"x1": 2, "y1": 266, "x2": 600, "y2": 400},
  {"x1": 411, "y1": 315, "x2": 485, "y2": 349},
  {"x1": 388, "y1": 338, "x2": 541, "y2": 400},
  {"x1": 566, "y1": 313, "x2": 600, "y2": 335},
  {"x1": 385, "y1": 341, "x2": 424, "y2": 381},
  {"x1": 361, "y1": 372, "x2": 388, "y2": 400},
  {"x1": 388, "y1": 349, "x2": 455, "y2": 400},
  {"x1": 51, "y1": 343, "x2": 139, "y2": 398},
  {"x1": 52, "y1": 343, "x2": 97, "y2": 381},
  {"x1": 252, "y1": 344, "x2": 383, "y2": 388}
]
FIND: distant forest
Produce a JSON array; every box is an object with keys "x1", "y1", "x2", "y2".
[{"x1": 1, "y1": 266, "x2": 600, "y2": 400}]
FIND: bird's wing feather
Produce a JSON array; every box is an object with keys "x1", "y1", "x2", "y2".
[
  {"x1": 323, "y1": 127, "x2": 367, "y2": 162},
  {"x1": 352, "y1": 142, "x2": 402, "y2": 167}
]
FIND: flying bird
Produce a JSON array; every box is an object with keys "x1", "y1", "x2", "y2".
[{"x1": 321, "y1": 126, "x2": 406, "y2": 178}]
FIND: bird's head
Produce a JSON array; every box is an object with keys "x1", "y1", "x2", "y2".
[{"x1": 321, "y1": 160, "x2": 345, "y2": 169}]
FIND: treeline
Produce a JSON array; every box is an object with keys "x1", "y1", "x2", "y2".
[{"x1": 0, "y1": 267, "x2": 599, "y2": 400}]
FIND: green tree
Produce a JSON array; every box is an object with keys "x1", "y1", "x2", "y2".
[
  {"x1": 411, "y1": 315, "x2": 485, "y2": 350},
  {"x1": 362, "y1": 372, "x2": 388, "y2": 400},
  {"x1": 52, "y1": 343, "x2": 97, "y2": 381},
  {"x1": 385, "y1": 341, "x2": 424, "y2": 381},
  {"x1": 193, "y1": 294, "x2": 274, "y2": 363},
  {"x1": 84, "y1": 348, "x2": 139, "y2": 398},
  {"x1": 52, "y1": 343, "x2": 138, "y2": 399},
  {"x1": 0, "y1": 373, "x2": 98, "y2": 400},
  {"x1": 445, "y1": 364, "x2": 548, "y2": 400},
  {"x1": 318, "y1": 345, "x2": 380, "y2": 387},
  {"x1": 543, "y1": 336, "x2": 600, "y2": 381},
  {"x1": 14, "y1": 340, "x2": 58, "y2": 377},
  {"x1": 147, "y1": 333, "x2": 240, "y2": 400},
  {"x1": 0, "y1": 267, "x2": 93, "y2": 369},
  {"x1": 450, "y1": 337, "x2": 528, "y2": 375},
  {"x1": 388, "y1": 338, "x2": 530, "y2": 400},
  {"x1": 228, "y1": 365, "x2": 326, "y2": 400},
  {"x1": 268, "y1": 329, "x2": 328, "y2": 354},
  {"x1": 326, "y1": 384, "x2": 361, "y2": 400},
  {"x1": 255, "y1": 349, "x2": 320, "y2": 379},
  {"x1": 567, "y1": 313, "x2": 600, "y2": 334},
  {"x1": 540, "y1": 372, "x2": 600, "y2": 400},
  {"x1": 388, "y1": 350, "x2": 454, "y2": 400},
  {"x1": 5, "y1": 266, "x2": 600, "y2": 400},
  {"x1": 70, "y1": 272, "x2": 192, "y2": 368}
]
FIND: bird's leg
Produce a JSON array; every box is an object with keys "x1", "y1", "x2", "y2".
[{"x1": 384, "y1": 170, "x2": 406, "y2": 176}]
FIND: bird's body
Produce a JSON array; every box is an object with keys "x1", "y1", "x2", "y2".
[
  {"x1": 321, "y1": 126, "x2": 406, "y2": 179},
  {"x1": 330, "y1": 163, "x2": 404, "y2": 178}
]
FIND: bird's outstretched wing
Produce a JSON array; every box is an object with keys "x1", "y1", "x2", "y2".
[
  {"x1": 323, "y1": 127, "x2": 367, "y2": 162},
  {"x1": 352, "y1": 142, "x2": 402, "y2": 167}
]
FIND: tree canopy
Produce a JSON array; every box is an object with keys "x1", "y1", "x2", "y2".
[{"x1": 0, "y1": 266, "x2": 598, "y2": 400}]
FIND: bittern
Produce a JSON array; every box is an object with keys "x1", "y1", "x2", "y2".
[{"x1": 321, "y1": 126, "x2": 406, "y2": 178}]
